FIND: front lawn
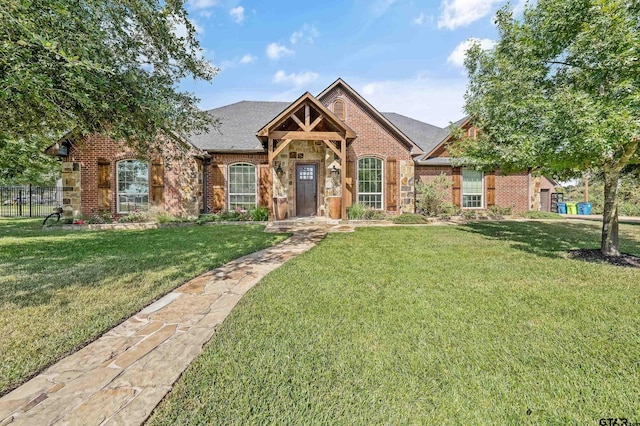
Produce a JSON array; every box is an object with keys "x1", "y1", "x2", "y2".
[
  {"x1": 0, "y1": 218, "x2": 287, "y2": 395},
  {"x1": 149, "y1": 221, "x2": 640, "y2": 424}
]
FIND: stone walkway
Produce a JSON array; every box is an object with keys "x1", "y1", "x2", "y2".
[{"x1": 0, "y1": 230, "x2": 328, "y2": 426}]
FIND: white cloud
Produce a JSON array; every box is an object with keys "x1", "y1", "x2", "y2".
[
  {"x1": 290, "y1": 24, "x2": 320, "y2": 45},
  {"x1": 356, "y1": 75, "x2": 467, "y2": 127},
  {"x1": 413, "y1": 13, "x2": 426, "y2": 25},
  {"x1": 266, "y1": 43, "x2": 294, "y2": 60},
  {"x1": 240, "y1": 54, "x2": 256, "y2": 64},
  {"x1": 447, "y1": 38, "x2": 495, "y2": 67},
  {"x1": 171, "y1": 16, "x2": 204, "y2": 39},
  {"x1": 189, "y1": 0, "x2": 218, "y2": 10},
  {"x1": 273, "y1": 70, "x2": 319, "y2": 87},
  {"x1": 438, "y1": 0, "x2": 503, "y2": 29},
  {"x1": 371, "y1": 0, "x2": 399, "y2": 17},
  {"x1": 229, "y1": 6, "x2": 245, "y2": 23}
]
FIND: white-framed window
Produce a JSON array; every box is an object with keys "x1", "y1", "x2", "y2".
[
  {"x1": 228, "y1": 163, "x2": 256, "y2": 210},
  {"x1": 117, "y1": 160, "x2": 149, "y2": 213},
  {"x1": 357, "y1": 157, "x2": 383, "y2": 209},
  {"x1": 462, "y1": 169, "x2": 483, "y2": 208}
]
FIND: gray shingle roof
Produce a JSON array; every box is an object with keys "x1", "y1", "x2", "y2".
[
  {"x1": 381, "y1": 113, "x2": 449, "y2": 154},
  {"x1": 187, "y1": 100, "x2": 467, "y2": 158},
  {"x1": 188, "y1": 101, "x2": 291, "y2": 151}
]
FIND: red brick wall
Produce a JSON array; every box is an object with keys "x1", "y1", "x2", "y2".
[
  {"x1": 416, "y1": 166, "x2": 530, "y2": 212},
  {"x1": 205, "y1": 153, "x2": 267, "y2": 212},
  {"x1": 495, "y1": 171, "x2": 530, "y2": 212},
  {"x1": 65, "y1": 134, "x2": 201, "y2": 217},
  {"x1": 319, "y1": 86, "x2": 413, "y2": 212}
]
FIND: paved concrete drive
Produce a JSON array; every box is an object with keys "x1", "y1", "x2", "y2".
[{"x1": 0, "y1": 230, "x2": 326, "y2": 426}]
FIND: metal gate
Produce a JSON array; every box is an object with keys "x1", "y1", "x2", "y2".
[{"x1": 0, "y1": 185, "x2": 63, "y2": 217}]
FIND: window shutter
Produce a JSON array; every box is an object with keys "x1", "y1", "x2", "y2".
[
  {"x1": 258, "y1": 164, "x2": 272, "y2": 209},
  {"x1": 97, "y1": 161, "x2": 110, "y2": 210},
  {"x1": 486, "y1": 172, "x2": 496, "y2": 207},
  {"x1": 452, "y1": 167, "x2": 461, "y2": 208},
  {"x1": 212, "y1": 163, "x2": 225, "y2": 211},
  {"x1": 150, "y1": 161, "x2": 164, "y2": 206},
  {"x1": 333, "y1": 100, "x2": 345, "y2": 120},
  {"x1": 386, "y1": 158, "x2": 397, "y2": 211},
  {"x1": 345, "y1": 160, "x2": 355, "y2": 207}
]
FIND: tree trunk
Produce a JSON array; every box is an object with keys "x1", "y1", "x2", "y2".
[{"x1": 601, "y1": 168, "x2": 620, "y2": 257}]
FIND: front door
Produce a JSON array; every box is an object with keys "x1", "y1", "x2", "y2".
[{"x1": 296, "y1": 164, "x2": 317, "y2": 216}]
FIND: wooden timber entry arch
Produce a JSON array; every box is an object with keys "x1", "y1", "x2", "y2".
[{"x1": 256, "y1": 93, "x2": 357, "y2": 219}]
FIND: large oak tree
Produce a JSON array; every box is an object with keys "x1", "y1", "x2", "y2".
[
  {"x1": 459, "y1": 0, "x2": 639, "y2": 256},
  {"x1": 0, "y1": 0, "x2": 216, "y2": 167}
]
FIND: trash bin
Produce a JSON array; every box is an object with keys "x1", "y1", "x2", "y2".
[
  {"x1": 557, "y1": 202, "x2": 567, "y2": 214},
  {"x1": 566, "y1": 202, "x2": 577, "y2": 215},
  {"x1": 577, "y1": 202, "x2": 592, "y2": 215}
]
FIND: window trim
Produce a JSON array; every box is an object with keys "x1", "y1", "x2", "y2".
[
  {"x1": 116, "y1": 159, "x2": 150, "y2": 214},
  {"x1": 461, "y1": 168, "x2": 484, "y2": 209},
  {"x1": 227, "y1": 162, "x2": 258, "y2": 211},
  {"x1": 356, "y1": 156, "x2": 384, "y2": 210}
]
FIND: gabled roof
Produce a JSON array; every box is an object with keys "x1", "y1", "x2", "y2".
[
  {"x1": 415, "y1": 115, "x2": 471, "y2": 165},
  {"x1": 317, "y1": 78, "x2": 424, "y2": 155},
  {"x1": 188, "y1": 101, "x2": 291, "y2": 151},
  {"x1": 256, "y1": 91, "x2": 356, "y2": 141}
]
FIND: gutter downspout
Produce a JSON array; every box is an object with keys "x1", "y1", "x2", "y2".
[{"x1": 202, "y1": 157, "x2": 210, "y2": 214}]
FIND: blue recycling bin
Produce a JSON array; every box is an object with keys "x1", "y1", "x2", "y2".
[
  {"x1": 577, "y1": 202, "x2": 592, "y2": 215},
  {"x1": 557, "y1": 202, "x2": 567, "y2": 214}
]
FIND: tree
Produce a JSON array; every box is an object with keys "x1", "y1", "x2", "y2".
[
  {"x1": 457, "y1": 0, "x2": 640, "y2": 256},
  {"x1": 0, "y1": 138, "x2": 60, "y2": 185},
  {"x1": 0, "y1": 0, "x2": 217, "y2": 157}
]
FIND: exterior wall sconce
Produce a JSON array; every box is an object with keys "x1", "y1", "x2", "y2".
[
  {"x1": 330, "y1": 165, "x2": 339, "y2": 177},
  {"x1": 275, "y1": 163, "x2": 284, "y2": 178}
]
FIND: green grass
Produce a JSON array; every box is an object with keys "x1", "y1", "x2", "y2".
[
  {"x1": 519, "y1": 210, "x2": 565, "y2": 219},
  {"x1": 149, "y1": 221, "x2": 640, "y2": 424},
  {"x1": 0, "y1": 218, "x2": 287, "y2": 395}
]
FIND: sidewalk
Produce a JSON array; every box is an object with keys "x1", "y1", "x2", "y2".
[
  {"x1": 0, "y1": 230, "x2": 326, "y2": 426},
  {"x1": 563, "y1": 214, "x2": 640, "y2": 224}
]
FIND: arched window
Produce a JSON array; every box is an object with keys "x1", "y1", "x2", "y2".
[
  {"x1": 333, "y1": 99, "x2": 345, "y2": 120},
  {"x1": 228, "y1": 163, "x2": 256, "y2": 210},
  {"x1": 357, "y1": 157, "x2": 383, "y2": 209},
  {"x1": 117, "y1": 160, "x2": 149, "y2": 213}
]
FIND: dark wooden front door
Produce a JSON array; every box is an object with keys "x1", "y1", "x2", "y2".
[{"x1": 296, "y1": 164, "x2": 317, "y2": 216}]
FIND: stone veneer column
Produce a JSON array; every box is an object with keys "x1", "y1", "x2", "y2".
[
  {"x1": 62, "y1": 162, "x2": 81, "y2": 216},
  {"x1": 399, "y1": 160, "x2": 415, "y2": 213}
]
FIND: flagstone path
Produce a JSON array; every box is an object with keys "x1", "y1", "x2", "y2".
[{"x1": 0, "y1": 229, "x2": 332, "y2": 426}]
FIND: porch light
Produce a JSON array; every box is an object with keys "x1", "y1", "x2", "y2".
[
  {"x1": 275, "y1": 163, "x2": 284, "y2": 177},
  {"x1": 330, "y1": 165, "x2": 339, "y2": 177}
]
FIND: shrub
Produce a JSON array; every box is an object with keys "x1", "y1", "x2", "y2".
[
  {"x1": 196, "y1": 214, "x2": 219, "y2": 224},
  {"x1": 362, "y1": 209, "x2": 386, "y2": 220},
  {"x1": 415, "y1": 173, "x2": 452, "y2": 217},
  {"x1": 251, "y1": 206, "x2": 270, "y2": 221},
  {"x1": 461, "y1": 209, "x2": 477, "y2": 220},
  {"x1": 119, "y1": 210, "x2": 149, "y2": 223},
  {"x1": 487, "y1": 205, "x2": 513, "y2": 218},
  {"x1": 347, "y1": 203, "x2": 366, "y2": 220},
  {"x1": 392, "y1": 213, "x2": 428, "y2": 224}
]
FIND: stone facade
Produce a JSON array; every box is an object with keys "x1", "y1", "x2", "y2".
[
  {"x1": 61, "y1": 162, "x2": 82, "y2": 216},
  {"x1": 62, "y1": 135, "x2": 203, "y2": 218}
]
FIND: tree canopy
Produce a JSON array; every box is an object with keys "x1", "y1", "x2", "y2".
[
  {"x1": 0, "y1": 0, "x2": 216, "y2": 159},
  {"x1": 457, "y1": 0, "x2": 640, "y2": 256}
]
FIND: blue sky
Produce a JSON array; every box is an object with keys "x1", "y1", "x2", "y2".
[{"x1": 180, "y1": 0, "x2": 524, "y2": 127}]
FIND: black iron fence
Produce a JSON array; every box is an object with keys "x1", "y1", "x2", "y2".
[{"x1": 0, "y1": 185, "x2": 63, "y2": 217}]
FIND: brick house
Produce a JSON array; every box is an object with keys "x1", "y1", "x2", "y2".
[{"x1": 48, "y1": 78, "x2": 547, "y2": 219}]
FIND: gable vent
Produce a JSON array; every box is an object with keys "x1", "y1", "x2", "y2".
[{"x1": 333, "y1": 100, "x2": 345, "y2": 120}]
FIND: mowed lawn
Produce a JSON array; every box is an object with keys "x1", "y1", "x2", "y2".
[
  {"x1": 0, "y1": 218, "x2": 287, "y2": 395},
  {"x1": 149, "y1": 221, "x2": 640, "y2": 424}
]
